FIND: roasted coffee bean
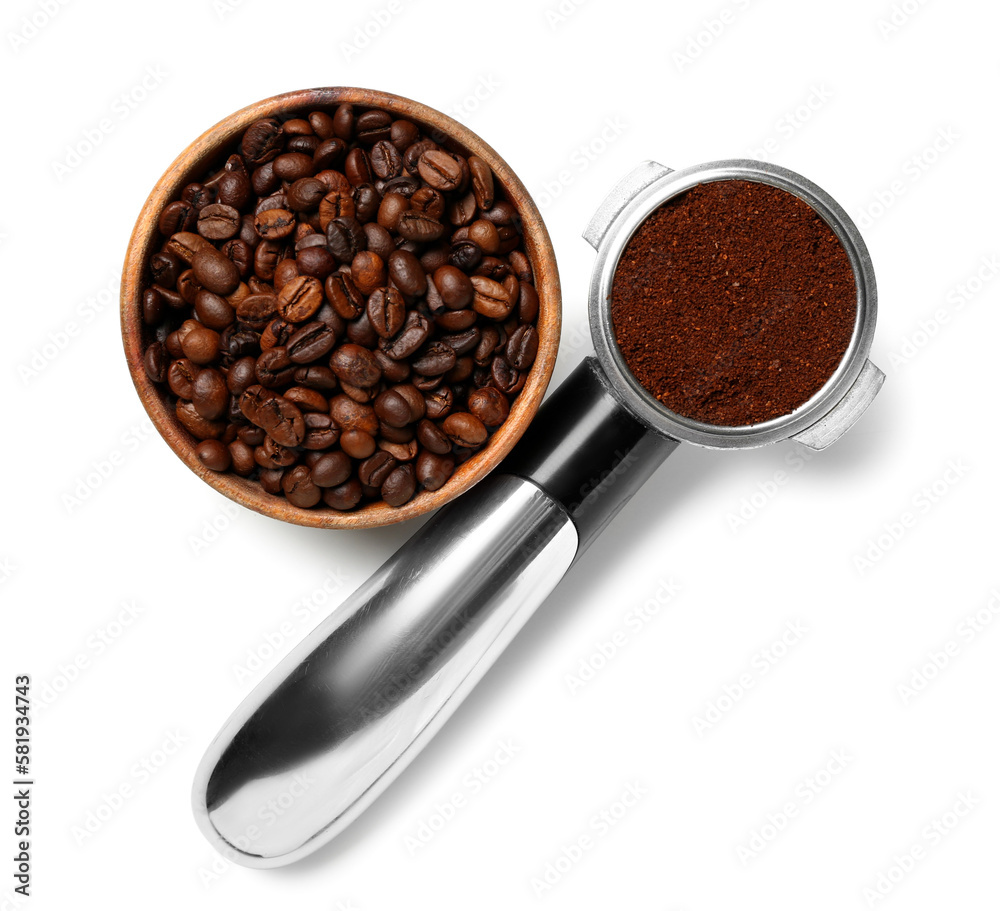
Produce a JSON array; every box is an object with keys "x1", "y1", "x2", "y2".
[
  {"x1": 491, "y1": 355, "x2": 525, "y2": 395},
  {"x1": 313, "y1": 137, "x2": 347, "y2": 170},
  {"x1": 198, "y1": 203, "x2": 241, "y2": 240},
  {"x1": 154, "y1": 283, "x2": 185, "y2": 311},
  {"x1": 227, "y1": 356, "x2": 257, "y2": 395},
  {"x1": 224, "y1": 328, "x2": 261, "y2": 359},
  {"x1": 216, "y1": 170, "x2": 251, "y2": 209},
  {"x1": 345, "y1": 311, "x2": 379, "y2": 348},
  {"x1": 142, "y1": 287, "x2": 164, "y2": 325},
  {"x1": 287, "y1": 177, "x2": 327, "y2": 212},
  {"x1": 228, "y1": 439, "x2": 255, "y2": 475},
  {"x1": 318, "y1": 190, "x2": 355, "y2": 227},
  {"x1": 176, "y1": 400, "x2": 225, "y2": 440},
  {"x1": 329, "y1": 343, "x2": 382, "y2": 387},
  {"x1": 273, "y1": 152, "x2": 314, "y2": 181},
  {"x1": 506, "y1": 324, "x2": 539, "y2": 369},
  {"x1": 377, "y1": 192, "x2": 409, "y2": 231},
  {"x1": 281, "y1": 465, "x2": 322, "y2": 507},
  {"x1": 373, "y1": 388, "x2": 412, "y2": 428},
  {"x1": 367, "y1": 287, "x2": 405, "y2": 339},
  {"x1": 294, "y1": 365, "x2": 338, "y2": 391},
  {"x1": 467, "y1": 155, "x2": 495, "y2": 209},
  {"x1": 381, "y1": 175, "x2": 419, "y2": 198},
  {"x1": 192, "y1": 367, "x2": 229, "y2": 420},
  {"x1": 506, "y1": 249, "x2": 533, "y2": 284},
  {"x1": 356, "y1": 109, "x2": 392, "y2": 144},
  {"x1": 423, "y1": 385, "x2": 454, "y2": 420},
  {"x1": 470, "y1": 275, "x2": 513, "y2": 319},
  {"x1": 358, "y1": 451, "x2": 397, "y2": 487},
  {"x1": 220, "y1": 238, "x2": 253, "y2": 279},
  {"x1": 370, "y1": 349, "x2": 407, "y2": 383},
  {"x1": 255, "y1": 435, "x2": 298, "y2": 469},
  {"x1": 378, "y1": 422, "x2": 414, "y2": 445},
  {"x1": 241, "y1": 118, "x2": 283, "y2": 165},
  {"x1": 277, "y1": 275, "x2": 323, "y2": 322},
  {"x1": 237, "y1": 292, "x2": 277, "y2": 322},
  {"x1": 435, "y1": 308, "x2": 478, "y2": 332},
  {"x1": 255, "y1": 191, "x2": 289, "y2": 217},
  {"x1": 311, "y1": 451, "x2": 352, "y2": 487},
  {"x1": 420, "y1": 244, "x2": 451, "y2": 273},
  {"x1": 440, "y1": 327, "x2": 480, "y2": 356},
  {"x1": 387, "y1": 249, "x2": 426, "y2": 297},
  {"x1": 475, "y1": 256, "x2": 510, "y2": 281},
  {"x1": 253, "y1": 468, "x2": 281, "y2": 494},
  {"x1": 396, "y1": 210, "x2": 445, "y2": 243},
  {"x1": 363, "y1": 223, "x2": 394, "y2": 261},
  {"x1": 326, "y1": 216, "x2": 367, "y2": 263},
  {"x1": 181, "y1": 325, "x2": 221, "y2": 365},
  {"x1": 287, "y1": 320, "x2": 337, "y2": 363},
  {"x1": 166, "y1": 231, "x2": 212, "y2": 264},
  {"x1": 379, "y1": 310, "x2": 431, "y2": 360},
  {"x1": 194, "y1": 290, "x2": 235, "y2": 330},
  {"x1": 411, "y1": 341, "x2": 456, "y2": 376},
  {"x1": 446, "y1": 356, "x2": 473, "y2": 383},
  {"x1": 370, "y1": 140, "x2": 403, "y2": 179},
  {"x1": 255, "y1": 346, "x2": 296, "y2": 387},
  {"x1": 252, "y1": 239, "x2": 281, "y2": 281},
  {"x1": 449, "y1": 240, "x2": 482, "y2": 272},
  {"x1": 282, "y1": 386, "x2": 328, "y2": 412},
  {"x1": 196, "y1": 439, "x2": 231, "y2": 472},
  {"x1": 353, "y1": 183, "x2": 382, "y2": 222},
  {"x1": 433, "y1": 265, "x2": 473, "y2": 309},
  {"x1": 240, "y1": 385, "x2": 305, "y2": 446},
  {"x1": 149, "y1": 251, "x2": 182, "y2": 287},
  {"x1": 381, "y1": 463, "x2": 416, "y2": 507},
  {"x1": 344, "y1": 147, "x2": 373, "y2": 185},
  {"x1": 416, "y1": 450, "x2": 455, "y2": 491},
  {"x1": 192, "y1": 248, "x2": 240, "y2": 295},
  {"x1": 411, "y1": 186, "x2": 445, "y2": 219},
  {"x1": 302, "y1": 412, "x2": 339, "y2": 449},
  {"x1": 351, "y1": 251, "x2": 385, "y2": 295},
  {"x1": 412, "y1": 373, "x2": 443, "y2": 392},
  {"x1": 237, "y1": 425, "x2": 265, "y2": 446},
  {"x1": 482, "y1": 200, "x2": 517, "y2": 225},
  {"x1": 390, "y1": 119, "x2": 419, "y2": 151},
  {"x1": 159, "y1": 200, "x2": 198, "y2": 235},
  {"x1": 176, "y1": 269, "x2": 203, "y2": 305},
  {"x1": 182, "y1": 182, "x2": 216, "y2": 210},
  {"x1": 468, "y1": 219, "x2": 500, "y2": 255},
  {"x1": 324, "y1": 272, "x2": 365, "y2": 319},
  {"x1": 323, "y1": 478, "x2": 362, "y2": 510},
  {"x1": 518, "y1": 281, "x2": 540, "y2": 323},
  {"x1": 418, "y1": 149, "x2": 464, "y2": 191},
  {"x1": 254, "y1": 207, "x2": 296, "y2": 241},
  {"x1": 339, "y1": 429, "x2": 375, "y2": 459},
  {"x1": 468, "y1": 386, "x2": 509, "y2": 426},
  {"x1": 329, "y1": 394, "x2": 379, "y2": 435},
  {"x1": 144, "y1": 341, "x2": 168, "y2": 383},
  {"x1": 442, "y1": 412, "x2": 487, "y2": 448},
  {"x1": 296, "y1": 244, "x2": 337, "y2": 280},
  {"x1": 416, "y1": 418, "x2": 452, "y2": 454}
]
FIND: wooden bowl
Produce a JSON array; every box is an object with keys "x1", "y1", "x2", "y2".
[{"x1": 121, "y1": 87, "x2": 561, "y2": 529}]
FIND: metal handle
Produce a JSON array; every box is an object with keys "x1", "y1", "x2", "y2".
[{"x1": 193, "y1": 359, "x2": 677, "y2": 867}]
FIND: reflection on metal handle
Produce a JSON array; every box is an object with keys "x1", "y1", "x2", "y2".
[{"x1": 193, "y1": 474, "x2": 578, "y2": 867}]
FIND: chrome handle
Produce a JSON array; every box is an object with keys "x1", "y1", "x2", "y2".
[{"x1": 193, "y1": 474, "x2": 578, "y2": 867}]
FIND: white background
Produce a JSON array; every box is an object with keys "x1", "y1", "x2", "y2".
[{"x1": 2, "y1": 0, "x2": 997, "y2": 907}]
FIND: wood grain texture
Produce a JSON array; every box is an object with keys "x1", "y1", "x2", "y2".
[{"x1": 121, "y1": 87, "x2": 561, "y2": 529}]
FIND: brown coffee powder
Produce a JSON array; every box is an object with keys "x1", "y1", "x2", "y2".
[{"x1": 610, "y1": 179, "x2": 856, "y2": 426}]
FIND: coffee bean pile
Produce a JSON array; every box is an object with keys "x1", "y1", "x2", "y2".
[{"x1": 140, "y1": 104, "x2": 541, "y2": 510}]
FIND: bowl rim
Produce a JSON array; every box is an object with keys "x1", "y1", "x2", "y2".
[{"x1": 121, "y1": 86, "x2": 561, "y2": 529}]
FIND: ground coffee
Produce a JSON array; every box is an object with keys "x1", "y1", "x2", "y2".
[{"x1": 610, "y1": 179, "x2": 856, "y2": 426}]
